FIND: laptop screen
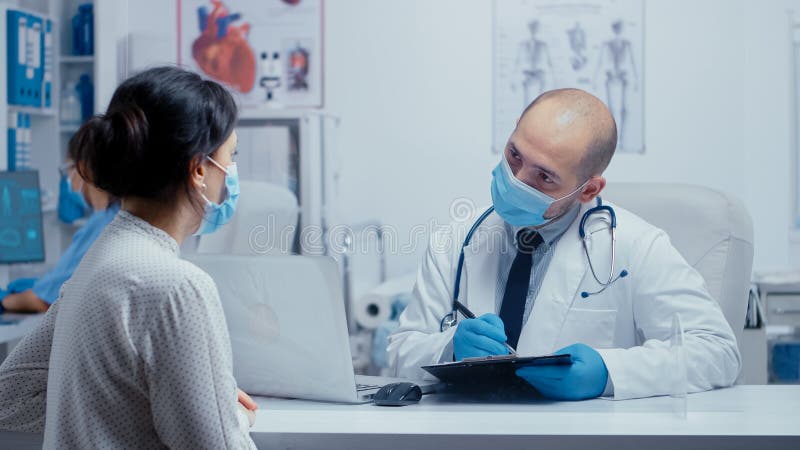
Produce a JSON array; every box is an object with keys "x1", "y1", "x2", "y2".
[{"x1": 0, "y1": 170, "x2": 45, "y2": 264}]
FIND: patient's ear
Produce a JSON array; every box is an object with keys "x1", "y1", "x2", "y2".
[{"x1": 189, "y1": 156, "x2": 207, "y2": 191}]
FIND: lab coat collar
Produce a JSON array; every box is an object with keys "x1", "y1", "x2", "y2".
[{"x1": 461, "y1": 210, "x2": 508, "y2": 318}]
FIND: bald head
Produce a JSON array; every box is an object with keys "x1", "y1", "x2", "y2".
[{"x1": 519, "y1": 88, "x2": 617, "y2": 180}]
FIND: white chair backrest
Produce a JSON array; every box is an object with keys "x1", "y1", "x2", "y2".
[
  {"x1": 602, "y1": 183, "x2": 754, "y2": 348},
  {"x1": 197, "y1": 180, "x2": 298, "y2": 256}
]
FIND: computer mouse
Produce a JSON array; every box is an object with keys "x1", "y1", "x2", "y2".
[{"x1": 373, "y1": 382, "x2": 423, "y2": 406}]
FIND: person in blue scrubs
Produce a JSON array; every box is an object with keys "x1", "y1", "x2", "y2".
[{"x1": 0, "y1": 136, "x2": 119, "y2": 313}]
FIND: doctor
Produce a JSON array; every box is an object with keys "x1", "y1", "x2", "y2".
[{"x1": 387, "y1": 88, "x2": 740, "y2": 400}]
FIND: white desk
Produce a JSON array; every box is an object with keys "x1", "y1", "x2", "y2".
[
  {"x1": 246, "y1": 385, "x2": 800, "y2": 449},
  {"x1": 0, "y1": 313, "x2": 43, "y2": 361},
  {"x1": 2, "y1": 386, "x2": 798, "y2": 449}
]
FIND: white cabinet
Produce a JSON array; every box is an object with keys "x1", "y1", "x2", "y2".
[
  {"x1": 766, "y1": 294, "x2": 800, "y2": 327},
  {"x1": 761, "y1": 282, "x2": 800, "y2": 384}
]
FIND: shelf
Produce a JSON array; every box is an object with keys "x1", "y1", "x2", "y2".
[
  {"x1": 60, "y1": 55, "x2": 94, "y2": 64},
  {"x1": 59, "y1": 125, "x2": 80, "y2": 134},
  {"x1": 238, "y1": 106, "x2": 325, "y2": 121},
  {"x1": 7, "y1": 105, "x2": 56, "y2": 117},
  {"x1": 41, "y1": 201, "x2": 57, "y2": 214}
]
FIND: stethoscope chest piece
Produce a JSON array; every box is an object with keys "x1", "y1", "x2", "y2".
[{"x1": 440, "y1": 313, "x2": 457, "y2": 332}]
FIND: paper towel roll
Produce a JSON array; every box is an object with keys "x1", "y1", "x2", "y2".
[{"x1": 353, "y1": 292, "x2": 392, "y2": 330}]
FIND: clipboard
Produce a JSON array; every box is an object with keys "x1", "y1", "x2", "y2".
[{"x1": 421, "y1": 353, "x2": 572, "y2": 387}]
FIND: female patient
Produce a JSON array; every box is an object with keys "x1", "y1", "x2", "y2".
[{"x1": 0, "y1": 66, "x2": 257, "y2": 448}]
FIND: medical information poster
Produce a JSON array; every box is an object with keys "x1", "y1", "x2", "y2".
[
  {"x1": 178, "y1": 0, "x2": 323, "y2": 108},
  {"x1": 493, "y1": 0, "x2": 645, "y2": 154}
]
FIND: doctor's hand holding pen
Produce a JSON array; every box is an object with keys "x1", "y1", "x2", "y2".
[
  {"x1": 453, "y1": 314, "x2": 514, "y2": 361},
  {"x1": 450, "y1": 310, "x2": 609, "y2": 401}
]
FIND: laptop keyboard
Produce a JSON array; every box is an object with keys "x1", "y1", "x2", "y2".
[{"x1": 356, "y1": 383, "x2": 381, "y2": 392}]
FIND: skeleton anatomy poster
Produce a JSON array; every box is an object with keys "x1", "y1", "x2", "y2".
[
  {"x1": 178, "y1": 0, "x2": 323, "y2": 108},
  {"x1": 493, "y1": 0, "x2": 644, "y2": 154}
]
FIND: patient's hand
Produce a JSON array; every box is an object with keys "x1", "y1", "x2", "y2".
[
  {"x1": 237, "y1": 388, "x2": 257, "y2": 427},
  {"x1": 237, "y1": 388, "x2": 257, "y2": 411}
]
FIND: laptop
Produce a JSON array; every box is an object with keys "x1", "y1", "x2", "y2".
[{"x1": 185, "y1": 254, "x2": 431, "y2": 403}]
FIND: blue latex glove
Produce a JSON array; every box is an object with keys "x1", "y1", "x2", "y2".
[
  {"x1": 453, "y1": 313, "x2": 510, "y2": 361},
  {"x1": 7, "y1": 277, "x2": 37, "y2": 293},
  {"x1": 516, "y1": 343, "x2": 608, "y2": 400}
]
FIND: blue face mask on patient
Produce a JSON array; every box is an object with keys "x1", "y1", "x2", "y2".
[
  {"x1": 194, "y1": 156, "x2": 240, "y2": 236},
  {"x1": 58, "y1": 173, "x2": 89, "y2": 224}
]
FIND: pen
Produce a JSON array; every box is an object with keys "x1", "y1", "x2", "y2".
[{"x1": 454, "y1": 301, "x2": 518, "y2": 356}]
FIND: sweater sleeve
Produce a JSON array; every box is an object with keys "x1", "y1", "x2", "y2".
[
  {"x1": 139, "y1": 271, "x2": 255, "y2": 449},
  {"x1": 0, "y1": 301, "x2": 60, "y2": 432}
]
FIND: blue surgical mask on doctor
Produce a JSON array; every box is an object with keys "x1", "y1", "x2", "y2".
[
  {"x1": 491, "y1": 156, "x2": 588, "y2": 227},
  {"x1": 194, "y1": 156, "x2": 240, "y2": 236},
  {"x1": 58, "y1": 164, "x2": 89, "y2": 224}
]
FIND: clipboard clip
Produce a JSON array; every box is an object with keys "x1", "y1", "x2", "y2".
[{"x1": 462, "y1": 354, "x2": 518, "y2": 363}]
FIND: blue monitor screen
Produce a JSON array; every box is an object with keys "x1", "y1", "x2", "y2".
[{"x1": 0, "y1": 171, "x2": 45, "y2": 264}]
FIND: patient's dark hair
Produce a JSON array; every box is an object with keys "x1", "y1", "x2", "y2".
[{"x1": 72, "y1": 66, "x2": 237, "y2": 201}]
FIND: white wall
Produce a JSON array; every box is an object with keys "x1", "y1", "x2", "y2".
[
  {"x1": 741, "y1": 0, "x2": 800, "y2": 271},
  {"x1": 324, "y1": 0, "x2": 496, "y2": 276},
  {"x1": 122, "y1": 0, "x2": 175, "y2": 72},
  {"x1": 123, "y1": 0, "x2": 799, "y2": 276},
  {"x1": 325, "y1": 0, "x2": 800, "y2": 276}
]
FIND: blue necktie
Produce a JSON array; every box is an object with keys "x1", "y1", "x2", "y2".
[{"x1": 500, "y1": 229, "x2": 543, "y2": 350}]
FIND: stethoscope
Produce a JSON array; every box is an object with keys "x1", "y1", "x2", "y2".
[{"x1": 439, "y1": 197, "x2": 629, "y2": 332}]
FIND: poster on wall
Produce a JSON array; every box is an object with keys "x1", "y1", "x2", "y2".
[
  {"x1": 493, "y1": 0, "x2": 644, "y2": 154},
  {"x1": 178, "y1": 0, "x2": 323, "y2": 109}
]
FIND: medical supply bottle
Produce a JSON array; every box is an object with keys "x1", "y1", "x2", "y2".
[
  {"x1": 71, "y1": 3, "x2": 94, "y2": 55},
  {"x1": 60, "y1": 82, "x2": 81, "y2": 126},
  {"x1": 76, "y1": 74, "x2": 94, "y2": 123}
]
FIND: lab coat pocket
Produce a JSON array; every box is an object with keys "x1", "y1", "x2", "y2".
[{"x1": 556, "y1": 308, "x2": 617, "y2": 350}]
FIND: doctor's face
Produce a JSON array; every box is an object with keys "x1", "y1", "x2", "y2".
[{"x1": 505, "y1": 100, "x2": 595, "y2": 219}]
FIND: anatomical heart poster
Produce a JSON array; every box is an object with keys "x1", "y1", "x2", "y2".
[{"x1": 178, "y1": 0, "x2": 323, "y2": 108}]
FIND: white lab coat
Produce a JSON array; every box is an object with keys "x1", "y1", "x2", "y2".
[{"x1": 387, "y1": 201, "x2": 741, "y2": 400}]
